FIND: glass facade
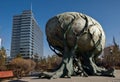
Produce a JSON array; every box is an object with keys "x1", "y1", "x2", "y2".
[{"x1": 11, "y1": 10, "x2": 43, "y2": 59}]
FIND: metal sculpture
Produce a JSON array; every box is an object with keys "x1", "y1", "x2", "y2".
[{"x1": 39, "y1": 12, "x2": 114, "y2": 79}]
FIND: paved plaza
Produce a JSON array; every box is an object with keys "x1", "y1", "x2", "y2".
[{"x1": 3, "y1": 70, "x2": 120, "y2": 82}]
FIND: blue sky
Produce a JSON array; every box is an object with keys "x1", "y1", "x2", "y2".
[{"x1": 0, "y1": 0, "x2": 120, "y2": 57}]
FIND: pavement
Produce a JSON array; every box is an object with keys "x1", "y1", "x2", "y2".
[{"x1": 2, "y1": 70, "x2": 120, "y2": 82}]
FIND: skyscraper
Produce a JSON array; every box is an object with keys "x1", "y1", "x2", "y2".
[{"x1": 11, "y1": 10, "x2": 43, "y2": 59}]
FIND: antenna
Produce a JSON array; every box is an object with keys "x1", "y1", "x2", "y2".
[{"x1": 31, "y1": 2, "x2": 32, "y2": 11}]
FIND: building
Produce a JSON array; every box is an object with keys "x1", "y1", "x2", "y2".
[
  {"x1": 11, "y1": 10, "x2": 43, "y2": 59},
  {"x1": 0, "y1": 38, "x2": 2, "y2": 48}
]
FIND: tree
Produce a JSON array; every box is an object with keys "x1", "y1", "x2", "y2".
[
  {"x1": 102, "y1": 37, "x2": 120, "y2": 68},
  {"x1": 15, "y1": 53, "x2": 22, "y2": 58},
  {"x1": 0, "y1": 47, "x2": 7, "y2": 65},
  {"x1": 35, "y1": 55, "x2": 62, "y2": 72}
]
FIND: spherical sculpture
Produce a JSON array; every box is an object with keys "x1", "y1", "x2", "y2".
[
  {"x1": 40, "y1": 12, "x2": 114, "y2": 79},
  {"x1": 46, "y1": 12, "x2": 105, "y2": 54}
]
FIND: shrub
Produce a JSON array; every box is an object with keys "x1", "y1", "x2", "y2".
[
  {"x1": 8, "y1": 58, "x2": 36, "y2": 78},
  {"x1": 35, "y1": 55, "x2": 62, "y2": 72},
  {"x1": 0, "y1": 65, "x2": 7, "y2": 71}
]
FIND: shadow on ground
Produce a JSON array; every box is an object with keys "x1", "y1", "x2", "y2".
[{"x1": 8, "y1": 79, "x2": 28, "y2": 82}]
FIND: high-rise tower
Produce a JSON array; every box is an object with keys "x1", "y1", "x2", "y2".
[{"x1": 11, "y1": 10, "x2": 43, "y2": 59}]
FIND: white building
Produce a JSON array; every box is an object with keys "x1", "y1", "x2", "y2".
[
  {"x1": 0, "y1": 38, "x2": 2, "y2": 48},
  {"x1": 11, "y1": 10, "x2": 43, "y2": 59}
]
